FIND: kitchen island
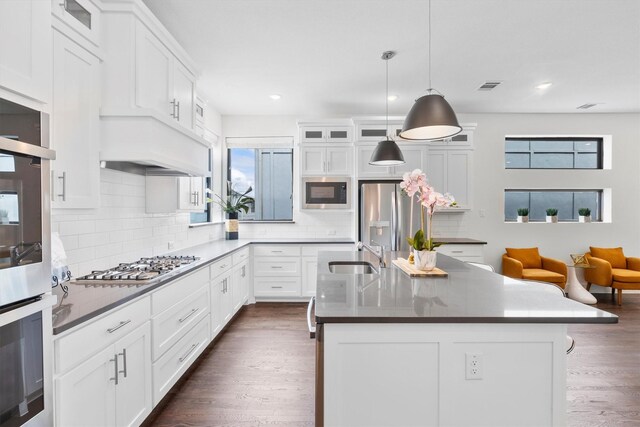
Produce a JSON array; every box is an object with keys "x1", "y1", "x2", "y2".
[{"x1": 314, "y1": 250, "x2": 617, "y2": 427}]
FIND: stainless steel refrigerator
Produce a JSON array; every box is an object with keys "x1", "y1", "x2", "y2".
[{"x1": 359, "y1": 181, "x2": 422, "y2": 252}]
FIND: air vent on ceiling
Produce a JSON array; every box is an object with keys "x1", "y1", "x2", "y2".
[
  {"x1": 477, "y1": 81, "x2": 502, "y2": 91},
  {"x1": 576, "y1": 103, "x2": 598, "y2": 110}
]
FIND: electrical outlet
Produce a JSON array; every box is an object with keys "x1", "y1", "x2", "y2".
[
  {"x1": 168, "y1": 241, "x2": 175, "y2": 250},
  {"x1": 465, "y1": 352, "x2": 483, "y2": 380}
]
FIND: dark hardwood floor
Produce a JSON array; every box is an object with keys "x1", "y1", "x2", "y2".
[{"x1": 147, "y1": 296, "x2": 640, "y2": 427}]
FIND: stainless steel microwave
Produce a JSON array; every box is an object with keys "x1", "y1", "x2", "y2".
[{"x1": 302, "y1": 177, "x2": 351, "y2": 209}]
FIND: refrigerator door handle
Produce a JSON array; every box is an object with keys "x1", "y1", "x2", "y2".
[{"x1": 391, "y1": 188, "x2": 399, "y2": 251}]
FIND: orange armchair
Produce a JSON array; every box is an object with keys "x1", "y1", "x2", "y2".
[
  {"x1": 502, "y1": 247, "x2": 567, "y2": 288},
  {"x1": 584, "y1": 247, "x2": 640, "y2": 305}
]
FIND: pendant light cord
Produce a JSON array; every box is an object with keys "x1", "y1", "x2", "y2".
[
  {"x1": 428, "y1": 0, "x2": 432, "y2": 92},
  {"x1": 385, "y1": 54, "x2": 389, "y2": 137}
]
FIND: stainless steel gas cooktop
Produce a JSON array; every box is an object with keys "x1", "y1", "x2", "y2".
[{"x1": 74, "y1": 255, "x2": 199, "y2": 287}]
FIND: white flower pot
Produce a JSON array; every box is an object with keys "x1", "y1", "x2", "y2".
[
  {"x1": 516, "y1": 215, "x2": 529, "y2": 223},
  {"x1": 414, "y1": 249, "x2": 437, "y2": 271},
  {"x1": 579, "y1": 215, "x2": 591, "y2": 223},
  {"x1": 546, "y1": 215, "x2": 558, "y2": 223}
]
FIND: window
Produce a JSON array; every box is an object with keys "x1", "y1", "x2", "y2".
[
  {"x1": 505, "y1": 190, "x2": 602, "y2": 222},
  {"x1": 227, "y1": 146, "x2": 293, "y2": 221},
  {"x1": 505, "y1": 138, "x2": 602, "y2": 169}
]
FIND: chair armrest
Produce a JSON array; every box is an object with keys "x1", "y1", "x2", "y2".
[
  {"x1": 627, "y1": 257, "x2": 640, "y2": 271},
  {"x1": 584, "y1": 254, "x2": 613, "y2": 286},
  {"x1": 541, "y1": 256, "x2": 567, "y2": 278},
  {"x1": 502, "y1": 254, "x2": 523, "y2": 279}
]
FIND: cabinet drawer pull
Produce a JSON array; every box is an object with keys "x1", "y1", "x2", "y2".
[
  {"x1": 271, "y1": 286, "x2": 283, "y2": 289},
  {"x1": 118, "y1": 348, "x2": 127, "y2": 378},
  {"x1": 271, "y1": 250, "x2": 283, "y2": 253},
  {"x1": 106, "y1": 320, "x2": 131, "y2": 334},
  {"x1": 271, "y1": 266, "x2": 283, "y2": 269},
  {"x1": 451, "y1": 250, "x2": 464, "y2": 254},
  {"x1": 178, "y1": 343, "x2": 198, "y2": 363},
  {"x1": 179, "y1": 308, "x2": 199, "y2": 323},
  {"x1": 110, "y1": 355, "x2": 119, "y2": 385},
  {"x1": 220, "y1": 264, "x2": 227, "y2": 269}
]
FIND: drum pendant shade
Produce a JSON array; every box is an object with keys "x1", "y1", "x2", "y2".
[
  {"x1": 400, "y1": 94, "x2": 462, "y2": 140},
  {"x1": 369, "y1": 139, "x2": 405, "y2": 166}
]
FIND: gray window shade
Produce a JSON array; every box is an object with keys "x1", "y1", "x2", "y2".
[
  {"x1": 505, "y1": 137, "x2": 602, "y2": 169},
  {"x1": 361, "y1": 129, "x2": 387, "y2": 137},
  {"x1": 64, "y1": 0, "x2": 91, "y2": 29}
]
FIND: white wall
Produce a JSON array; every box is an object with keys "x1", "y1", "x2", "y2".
[
  {"x1": 221, "y1": 115, "x2": 355, "y2": 239},
  {"x1": 450, "y1": 112, "x2": 640, "y2": 271},
  {"x1": 52, "y1": 168, "x2": 223, "y2": 277}
]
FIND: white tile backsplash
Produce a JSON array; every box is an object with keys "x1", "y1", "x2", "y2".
[{"x1": 53, "y1": 169, "x2": 223, "y2": 277}]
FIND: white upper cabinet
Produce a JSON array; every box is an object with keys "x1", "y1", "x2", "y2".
[
  {"x1": 135, "y1": 21, "x2": 195, "y2": 130},
  {"x1": 425, "y1": 150, "x2": 472, "y2": 209},
  {"x1": 51, "y1": 29, "x2": 101, "y2": 209},
  {"x1": 355, "y1": 122, "x2": 403, "y2": 142},
  {"x1": 300, "y1": 125, "x2": 353, "y2": 143},
  {"x1": 356, "y1": 144, "x2": 427, "y2": 179},
  {"x1": 0, "y1": 0, "x2": 51, "y2": 104},
  {"x1": 135, "y1": 21, "x2": 173, "y2": 117},
  {"x1": 51, "y1": 0, "x2": 101, "y2": 50},
  {"x1": 301, "y1": 146, "x2": 352, "y2": 176}
]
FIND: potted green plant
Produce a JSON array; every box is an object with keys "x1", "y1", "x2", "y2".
[
  {"x1": 546, "y1": 208, "x2": 558, "y2": 223},
  {"x1": 212, "y1": 181, "x2": 255, "y2": 240},
  {"x1": 517, "y1": 208, "x2": 529, "y2": 223},
  {"x1": 578, "y1": 208, "x2": 591, "y2": 223}
]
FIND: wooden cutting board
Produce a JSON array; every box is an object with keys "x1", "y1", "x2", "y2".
[{"x1": 392, "y1": 258, "x2": 448, "y2": 277}]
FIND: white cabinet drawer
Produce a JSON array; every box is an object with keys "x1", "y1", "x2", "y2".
[
  {"x1": 210, "y1": 255, "x2": 233, "y2": 278},
  {"x1": 152, "y1": 268, "x2": 209, "y2": 315},
  {"x1": 152, "y1": 285, "x2": 210, "y2": 361},
  {"x1": 152, "y1": 316, "x2": 210, "y2": 405},
  {"x1": 436, "y1": 244, "x2": 484, "y2": 258},
  {"x1": 253, "y1": 258, "x2": 301, "y2": 277},
  {"x1": 254, "y1": 277, "x2": 302, "y2": 297},
  {"x1": 253, "y1": 245, "x2": 300, "y2": 257},
  {"x1": 55, "y1": 296, "x2": 151, "y2": 374},
  {"x1": 232, "y1": 247, "x2": 250, "y2": 264},
  {"x1": 301, "y1": 244, "x2": 354, "y2": 256}
]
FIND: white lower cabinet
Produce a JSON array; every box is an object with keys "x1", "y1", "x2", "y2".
[
  {"x1": 152, "y1": 316, "x2": 210, "y2": 404},
  {"x1": 55, "y1": 322, "x2": 152, "y2": 427},
  {"x1": 232, "y1": 260, "x2": 250, "y2": 312},
  {"x1": 301, "y1": 257, "x2": 318, "y2": 297},
  {"x1": 436, "y1": 244, "x2": 485, "y2": 263}
]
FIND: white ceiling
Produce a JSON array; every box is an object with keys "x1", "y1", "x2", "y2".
[{"x1": 143, "y1": 0, "x2": 640, "y2": 116}]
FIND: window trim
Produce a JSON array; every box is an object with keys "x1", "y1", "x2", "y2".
[
  {"x1": 504, "y1": 189, "x2": 604, "y2": 222},
  {"x1": 505, "y1": 137, "x2": 604, "y2": 170}
]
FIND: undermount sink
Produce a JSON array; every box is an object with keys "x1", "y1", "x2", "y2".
[{"x1": 328, "y1": 261, "x2": 378, "y2": 275}]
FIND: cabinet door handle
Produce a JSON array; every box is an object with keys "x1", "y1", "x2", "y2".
[
  {"x1": 170, "y1": 99, "x2": 177, "y2": 118},
  {"x1": 106, "y1": 319, "x2": 131, "y2": 334},
  {"x1": 179, "y1": 343, "x2": 198, "y2": 363},
  {"x1": 58, "y1": 171, "x2": 66, "y2": 201},
  {"x1": 179, "y1": 307, "x2": 199, "y2": 323},
  {"x1": 118, "y1": 348, "x2": 127, "y2": 378},
  {"x1": 176, "y1": 101, "x2": 180, "y2": 121},
  {"x1": 110, "y1": 355, "x2": 119, "y2": 385},
  {"x1": 241, "y1": 266, "x2": 246, "y2": 277}
]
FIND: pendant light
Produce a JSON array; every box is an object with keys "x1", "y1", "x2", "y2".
[
  {"x1": 369, "y1": 51, "x2": 405, "y2": 166},
  {"x1": 399, "y1": 0, "x2": 462, "y2": 141}
]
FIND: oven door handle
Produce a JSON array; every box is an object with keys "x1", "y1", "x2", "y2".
[
  {"x1": 0, "y1": 136, "x2": 56, "y2": 160},
  {"x1": 307, "y1": 297, "x2": 316, "y2": 339}
]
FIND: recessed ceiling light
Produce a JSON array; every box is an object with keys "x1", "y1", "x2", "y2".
[
  {"x1": 269, "y1": 94, "x2": 282, "y2": 100},
  {"x1": 536, "y1": 82, "x2": 552, "y2": 90},
  {"x1": 387, "y1": 95, "x2": 398, "y2": 101}
]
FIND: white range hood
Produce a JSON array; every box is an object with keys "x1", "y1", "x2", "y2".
[{"x1": 100, "y1": 108, "x2": 211, "y2": 177}]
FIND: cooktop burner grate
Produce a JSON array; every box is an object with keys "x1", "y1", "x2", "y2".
[{"x1": 74, "y1": 255, "x2": 200, "y2": 286}]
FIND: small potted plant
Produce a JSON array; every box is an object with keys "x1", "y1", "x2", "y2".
[
  {"x1": 212, "y1": 181, "x2": 255, "y2": 240},
  {"x1": 517, "y1": 208, "x2": 529, "y2": 223},
  {"x1": 546, "y1": 208, "x2": 558, "y2": 223},
  {"x1": 578, "y1": 208, "x2": 591, "y2": 223}
]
